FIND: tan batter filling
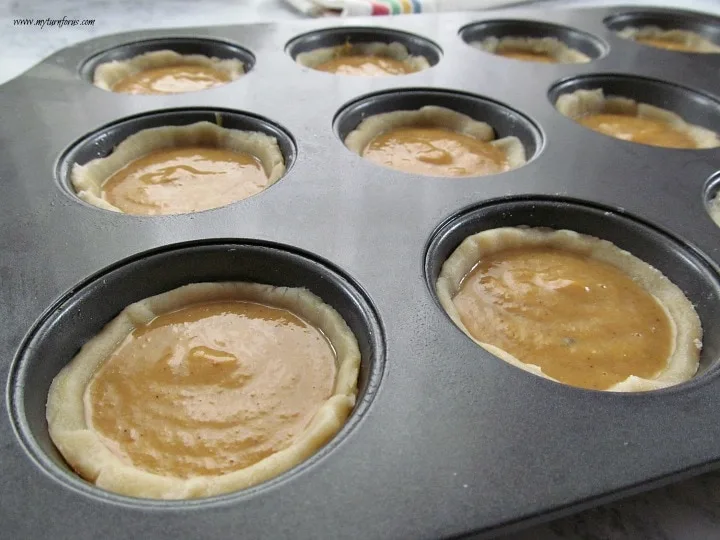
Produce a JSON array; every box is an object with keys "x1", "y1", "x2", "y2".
[
  {"x1": 112, "y1": 65, "x2": 231, "y2": 95},
  {"x1": 496, "y1": 50, "x2": 557, "y2": 63},
  {"x1": 362, "y1": 127, "x2": 509, "y2": 177},
  {"x1": 577, "y1": 113, "x2": 697, "y2": 149},
  {"x1": 101, "y1": 147, "x2": 269, "y2": 215},
  {"x1": 85, "y1": 300, "x2": 337, "y2": 478},
  {"x1": 635, "y1": 36, "x2": 705, "y2": 52},
  {"x1": 452, "y1": 247, "x2": 673, "y2": 390},
  {"x1": 314, "y1": 55, "x2": 414, "y2": 76}
]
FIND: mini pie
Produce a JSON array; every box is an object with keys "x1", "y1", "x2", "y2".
[
  {"x1": 46, "y1": 282, "x2": 361, "y2": 499},
  {"x1": 555, "y1": 88, "x2": 720, "y2": 149},
  {"x1": 71, "y1": 121, "x2": 285, "y2": 215},
  {"x1": 344, "y1": 105, "x2": 526, "y2": 177},
  {"x1": 437, "y1": 227, "x2": 702, "y2": 391},
  {"x1": 93, "y1": 50, "x2": 245, "y2": 94},
  {"x1": 296, "y1": 41, "x2": 430, "y2": 76},
  {"x1": 471, "y1": 36, "x2": 591, "y2": 64},
  {"x1": 617, "y1": 26, "x2": 720, "y2": 53}
]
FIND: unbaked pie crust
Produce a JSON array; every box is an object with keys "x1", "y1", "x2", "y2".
[
  {"x1": 471, "y1": 36, "x2": 591, "y2": 63},
  {"x1": 617, "y1": 27, "x2": 720, "y2": 53},
  {"x1": 46, "y1": 282, "x2": 361, "y2": 499},
  {"x1": 344, "y1": 105, "x2": 526, "y2": 174},
  {"x1": 436, "y1": 227, "x2": 702, "y2": 392},
  {"x1": 93, "y1": 50, "x2": 245, "y2": 93},
  {"x1": 555, "y1": 88, "x2": 720, "y2": 149},
  {"x1": 71, "y1": 121, "x2": 285, "y2": 214},
  {"x1": 296, "y1": 41, "x2": 430, "y2": 73}
]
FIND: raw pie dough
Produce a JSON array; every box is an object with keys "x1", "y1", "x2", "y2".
[
  {"x1": 471, "y1": 36, "x2": 591, "y2": 63},
  {"x1": 555, "y1": 88, "x2": 720, "y2": 149},
  {"x1": 344, "y1": 105, "x2": 526, "y2": 176},
  {"x1": 437, "y1": 227, "x2": 702, "y2": 392},
  {"x1": 71, "y1": 121, "x2": 285, "y2": 214},
  {"x1": 617, "y1": 27, "x2": 720, "y2": 53},
  {"x1": 296, "y1": 41, "x2": 430, "y2": 75},
  {"x1": 93, "y1": 50, "x2": 245, "y2": 94},
  {"x1": 46, "y1": 282, "x2": 361, "y2": 499}
]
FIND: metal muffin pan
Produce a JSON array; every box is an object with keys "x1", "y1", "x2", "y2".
[{"x1": 2, "y1": 4, "x2": 720, "y2": 539}]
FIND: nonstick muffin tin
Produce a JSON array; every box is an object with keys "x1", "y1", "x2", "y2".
[{"x1": 3, "y1": 4, "x2": 720, "y2": 539}]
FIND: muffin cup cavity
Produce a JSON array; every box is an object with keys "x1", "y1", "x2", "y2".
[
  {"x1": 605, "y1": 10, "x2": 720, "y2": 52},
  {"x1": 459, "y1": 19, "x2": 607, "y2": 61},
  {"x1": 286, "y1": 26, "x2": 442, "y2": 71},
  {"x1": 334, "y1": 88, "x2": 542, "y2": 172},
  {"x1": 81, "y1": 38, "x2": 256, "y2": 92},
  {"x1": 549, "y1": 74, "x2": 720, "y2": 148},
  {"x1": 9, "y1": 241, "x2": 385, "y2": 505},
  {"x1": 425, "y1": 197, "x2": 720, "y2": 389},
  {"x1": 56, "y1": 108, "x2": 297, "y2": 214}
]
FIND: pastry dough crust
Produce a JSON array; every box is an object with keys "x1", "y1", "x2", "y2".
[
  {"x1": 296, "y1": 41, "x2": 430, "y2": 72},
  {"x1": 71, "y1": 121, "x2": 286, "y2": 213},
  {"x1": 555, "y1": 88, "x2": 720, "y2": 149},
  {"x1": 93, "y1": 50, "x2": 245, "y2": 91},
  {"x1": 436, "y1": 227, "x2": 702, "y2": 392},
  {"x1": 617, "y1": 26, "x2": 720, "y2": 53},
  {"x1": 344, "y1": 105, "x2": 526, "y2": 171},
  {"x1": 46, "y1": 282, "x2": 361, "y2": 499},
  {"x1": 471, "y1": 36, "x2": 591, "y2": 63}
]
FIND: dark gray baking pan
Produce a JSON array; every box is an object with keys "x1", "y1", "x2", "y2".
[{"x1": 2, "y1": 4, "x2": 720, "y2": 539}]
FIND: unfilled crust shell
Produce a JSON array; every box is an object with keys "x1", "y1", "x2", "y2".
[
  {"x1": 93, "y1": 50, "x2": 245, "y2": 91},
  {"x1": 471, "y1": 36, "x2": 591, "y2": 63},
  {"x1": 436, "y1": 227, "x2": 702, "y2": 392},
  {"x1": 71, "y1": 121, "x2": 286, "y2": 213},
  {"x1": 296, "y1": 41, "x2": 430, "y2": 72},
  {"x1": 617, "y1": 26, "x2": 720, "y2": 53},
  {"x1": 344, "y1": 105, "x2": 526, "y2": 171},
  {"x1": 555, "y1": 88, "x2": 720, "y2": 149},
  {"x1": 46, "y1": 282, "x2": 361, "y2": 499}
]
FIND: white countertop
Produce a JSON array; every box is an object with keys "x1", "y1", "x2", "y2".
[{"x1": 3, "y1": 1, "x2": 720, "y2": 538}]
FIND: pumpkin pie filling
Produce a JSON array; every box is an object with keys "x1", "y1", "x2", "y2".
[
  {"x1": 111, "y1": 65, "x2": 231, "y2": 95},
  {"x1": 577, "y1": 113, "x2": 697, "y2": 149},
  {"x1": 85, "y1": 300, "x2": 337, "y2": 478},
  {"x1": 496, "y1": 49, "x2": 557, "y2": 63},
  {"x1": 101, "y1": 147, "x2": 269, "y2": 215},
  {"x1": 361, "y1": 127, "x2": 510, "y2": 176},
  {"x1": 452, "y1": 246, "x2": 673, "y2": 390},
  {"x1": 634, "y1": 36, "x2": 702, "y2": 52},
  {"x1": 314, "y1": 55, "x2": 414, "y2": 76}
]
